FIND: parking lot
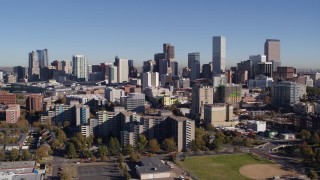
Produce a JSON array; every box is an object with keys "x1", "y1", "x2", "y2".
[{"x1": 78, "y1": 164, "x2": 123, "y2": 180}]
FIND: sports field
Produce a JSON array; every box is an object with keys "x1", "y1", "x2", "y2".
[{"x1": 179, "y1": 153, "x2": 296, "y2": 180}]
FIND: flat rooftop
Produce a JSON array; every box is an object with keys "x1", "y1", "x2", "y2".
[
  {"x1": 136, "y1": 157, "x2": 170, "y2": 175},
  {"x1": 0, "y1": 161, "x2": 35, "y2": 170}
]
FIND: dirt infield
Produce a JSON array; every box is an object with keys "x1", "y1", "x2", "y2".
[{"x1": 239, "y1": 164, "x2": 299, "y2": 179}]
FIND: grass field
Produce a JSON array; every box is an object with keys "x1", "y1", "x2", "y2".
[{"x1": 179, "y1": 153, "x2": 272, "y2": 180}]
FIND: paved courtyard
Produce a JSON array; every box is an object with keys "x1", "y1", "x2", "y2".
[{"x1": 78, "y1": 164, "x2": 124, "y2": 180}]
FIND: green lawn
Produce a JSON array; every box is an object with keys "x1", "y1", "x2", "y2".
[{"x1": 179, "y1": 153, "x2": 271, "y2": 180}]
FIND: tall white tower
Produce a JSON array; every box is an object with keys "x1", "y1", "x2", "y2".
[
  {"x1": 72, "y1": 55, "x2": 88, "y2": 81},
  {"x1": 114, "y1": 56, "x2": 129, "y2": 83},
  {"x1": 212, "y1": 36, "x2": 226, "y2": 75}
]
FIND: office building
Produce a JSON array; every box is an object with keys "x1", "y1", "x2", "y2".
[
  {"x1": 191, "y1": 85, "x2": 214, "y2": 122},
  {"x1": 167, "y1": 116, "x2": 195, "y2": 152},
  {"x1": 96, "y1": 111, "x2": 119, "y2": 138},
  {"x1": 170, "y1": 61, "x2": 178, "y2": 77},
  {"x1": 13, "y1": 66, "x2": 27, "y2": 81},
  {"x1": 273, "y1": 66, "x2": 295, "y2": 81},
  {"x1": 212, "y1": 36, "x2": 226, "y2": 75},
  {"x1": 154, "y1": 53, "x2": 166, "y2": 73},
  {"x1": 201, "y1": 63, "x2": 212, "y2": 78},
  {"x1": 61, "y1": 60, "x2": 72, "y2": 74},
  {"x1": 216, "y1": 83, "x2": 242, "y2": 105},
  {"x1": 271, "y1": 81, "x2": 305, "y2": 108},
  {"x1": 28, "y1": 51, "x2": 40, "y2": 81},
  {"x1": 264, "y1": 39, "x2": 280, "y2": 71},
  {"x1": 26, "y1": 94, "x2": 43, "y2": 112},
  {"x1": 120, "y1": 93, "x2": 145, "y2": 113},
  {"x1": 72, "y1": 55, "x2": 88, "y2": 81},
  {"x1": 105, "y1": 87, "x2": 125, "y2": 103},
  {"x1": 247, "y1": 121, "x2": 266, "y2": 132},
  {"x1": 0, "y1": 91, "x2": 16, "y2": 105},
  {"x1": 75, "y1": 104, "x2": 90, "y2": 126},
  {"x1": 142, "y1": 72, "x2": 159, "y2": 90},
  {"x1": 163, "y1": 43, "x2": 174, "y2": 59},
  {"x1": 37, "y1": 49, "x2": 48, "y2": 68},
  {"x1": 0, "y1": 104, "x2": 20, "y2": 124},
  {"x1": 257, "y1": 61, "x2": 273, "y2": 77},
  {"x1": 248, "y1": 75, "x2": 274, "y2": 89},
  {"x1": 204, "y1": 103, "x2": 237, "y2": 127},
  {"x1": 249, "y1": 55, "x2": 266, "y2": 78},
  {"x1": 188, "y1": 52, "x2": 200, "y2": 81},
  {"x1": 143, "y1": 60, "x2": 156, "y2": 73},
  {"x1": 51, "y1": 60, "x2": 63, "y2": 71},
  {"x1": 114, "y1": 56, "x2": 129, "y2": 83}
]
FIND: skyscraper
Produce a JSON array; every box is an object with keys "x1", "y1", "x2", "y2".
[
  {"x1": 212, "y1": 36, "x2": 226, "y2": 75},
  {"x1": 163, "y1": 43, "x2": 174, "y2": 59},
  {"x1": 114, "y1": 56, "x2": 129, "y2": 83},
  {"x1": 188, "y1": 52, "x2": 200, "y2": 81},
  {"x1": 28, "y1": 51, "x2": 40, "y2": 81},
  {"x1": 37, "y1": 49, "x2": 48, "y2": 68},
  {"x1": 264, "y1": 39, "x2": 280, "y2": 72},
  {"x1": 72, "y1": 55, "x2": 88, "y2": 81}
]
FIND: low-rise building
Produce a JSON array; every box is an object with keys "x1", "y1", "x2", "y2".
[
  {"x1": 204, "y1": 103, "x2": 238, "y2": 127},
  {"x1": 136, "y1": 157, "x2": 171, "y2": 180},
  {"x1": 0, "y1": 104, "x2": 20, "y2": 124},
  {"x1": 247, "y1": 120, "x2": 266, "y2": 132}
]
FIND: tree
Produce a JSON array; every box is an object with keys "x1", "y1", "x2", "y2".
[
  {"x1": 148, "y1": 139, "x2": 160, "y2": 153},
  {"x1": 91, "y1": 155, "x2": 97, "y2": 162},
  {"x1": 309, "y1": 132, "x2": 320, "y2": 145},
  {"x1": 137, "y1": 135, "x2": 148, "y2": 153},
  {"x1": 108, "y1": 137, "x2": 120, "y2": 156},
  {"x1": 0, "y1": 150, "x2": 5, "y2": 161},
  {"x1": 53, "y1": 128, "x2": 67, "y2": 143},
  {"x1": 60, "y1": 172, "x2": 71, "y2": 180},
  {"x1": 9, "y1": 148, "x2": 19, "y2": 161},
  {"x1": 97, "y1": 137, "x2": 103, "y2": 145},
  {"x1": 118, "y1": 153, "x2": 124, "y2": 163},
  {"x1": 97, "y1": 145, "x2": 108, "y2": 158},
  {"x1": 122, "y1": 144, "x2": 134, "y2": 156},
  {"x1": 300, "y1": 142, "x2": 314, "y2": 160},
  {"x1": 308, "y1": 168, "x2": 318, "y2": 179},
  {"x1": 66, "y1": 142, "x2": 77, "y2": 159},
  {"x1": 129, "y1": 151, "x2": 138, "y2": 162},
  {"x1": 101, "y1": 156, "x2": 108, "y2": 161},
  {"x1": 51, "y1": 139, "x2": 62, "y2": 150},
  {"x1": 35, "y1": 145, "x2": 50, "y2": 160},
  {"x1": 123, "y1": 165, "x2": 131, "y2": 180},
  {"x1": 21, "y1": 149, "x2": 31, "y2": 160},
  {"x1": 161, "y1": 138, "x2": 177, "y2": 153},
  {"x1": 299, "y1": 130, "x2": 311, "y2": 141}
]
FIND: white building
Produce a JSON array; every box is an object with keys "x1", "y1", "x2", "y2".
[
  {"x1": 0, "y1": 71, "x2": 3, "y2": 81},
  {"x1": 212, "y1": 36, "x2": 226, "y2": 75},
  {"x1": 247, "y1": 120, "x2": 266, "y2": 132},
  {"x1": 120, "y1": 93, "x2": 145, "y2": 113},
  {"x1": 115, "y1": 57, "x2": 128, "y2": 83},
  {"x1": 105, "y1": 87, "x2": 125, "y2": 103},
  {"x1": 108, "y1": 65, "x2": 118, "y2": 83},
  {"x1": 248, "y1": 74, "x2": 274, "y2": 89},
  {"x1": 142, "y1": 72, "x2": 159, "y2": 90},
  {"x1": 72, "y1": 55, "x2": 88, "y2": 81},
  {"x1": 213, "y1": 74, "x2": 227, "y2": 88}
]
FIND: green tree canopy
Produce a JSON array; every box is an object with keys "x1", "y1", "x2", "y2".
[
  {"x1": 66, "y1": 142, "x2": 77, "y2": 159},
  {"x1": 161, "y1": 138, "x2": 177, "y2": 153},
  {"x1": 137, "y1": 135, "x2": 148, "y2": 153},
  {"x1": 148, "y1": 139, "x2": 160, "y2": 153},
  {"x1": 108, "y1": 137, "x2": 120, "y2": 156}
]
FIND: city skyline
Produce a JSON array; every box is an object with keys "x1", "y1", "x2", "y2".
[{"x1": 0, "y1": 1, "x2": 319, "y2": 68}]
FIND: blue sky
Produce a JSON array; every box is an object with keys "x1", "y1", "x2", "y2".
[{"x1": 0, "y1": 0, "x2": 319, "y2": 68}]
